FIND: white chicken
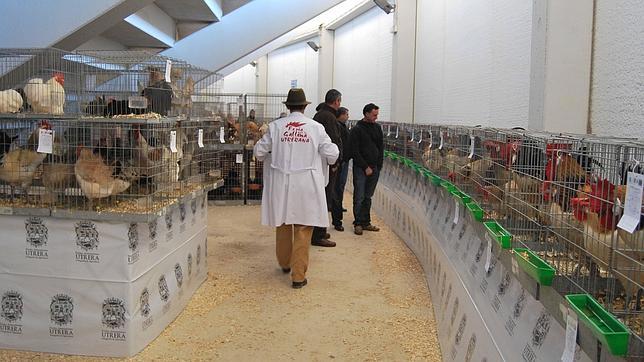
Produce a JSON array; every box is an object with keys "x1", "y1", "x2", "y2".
[
  {"x1": 0, "y1": 89, "x2": 23, "y2": 113},
  {"x1": 23, "y1": 73, "x2": 65, "y2": 114}
]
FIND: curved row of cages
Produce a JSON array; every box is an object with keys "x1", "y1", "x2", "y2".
[{"x1": 380, "y1": 122, "x2": 644, "y2": 343}]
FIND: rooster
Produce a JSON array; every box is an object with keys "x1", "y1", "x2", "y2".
[
  {"x1": 571, "y1": 179, "x2": 643, "y2": 307},
  {"x1": 0, "y1": 123, "x2": 51, "y2": 200},
  {"x1": 0, "y1": 89, "x2": 23, "y2": 113},
  {"x1": 23, "y1": 73, "x2": 65, "y2": 114},
  {"x1": 74, "y1": 148, "x2": 130, "y2": 205}
]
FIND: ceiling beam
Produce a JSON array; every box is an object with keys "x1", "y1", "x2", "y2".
[
  {"x1": 162, "y1": 0, "x2": 344, "y2": 72},
  {"x1": 125, "y1": 3, "x2": 177, "y2": 47},
  {"x1": 327, "y1": 0, "x2": 375, "y2": 30},
  {"x1": 203, "y1": 0, "x2": 224, "y2": 20}
]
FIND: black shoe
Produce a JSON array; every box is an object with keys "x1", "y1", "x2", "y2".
[
  {"x1": 281, "y1": 267, "x2": 291, "y2": 274},
  {"x1": 312, "y1": 239, "x2": 336, "y2": 247},
  {"x1": 342, "y1": 208, "x2": 347, "y2": 212},
  {"x1": 292, "y1": 279, "x2": 308, "y2": 289},
  {"x1": 324, "y1": 232, "x2": 331, "y2": 239},
  {"x1": 334, "y1": 225, "x2": 344, "y2": 231}
]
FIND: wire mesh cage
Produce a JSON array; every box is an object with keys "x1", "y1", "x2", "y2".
[
  {"x1": 72, "y1": 50, "x2": 221, "y2": 119},
  {"x1": 245, "y1": 148, "x2": 263, "y2": 203},
  {"x1": 208, "y1": 150, "x2": 244, "y2": 203},
  {"x1": 0, "y1": 118, "x2": 186, "y2": 217},
  {"x1": 541, "y1": 137, "x2": 644, "y2": 338},
  {"x1": 193, "y1": 93, "x2": 246, "y2": 145},
  {"x1": 0, "y1": 48, "x2": 81, "y2": 116},
  {"x1": 245, "y1": 93, "x2": 288, "y2": 146}
]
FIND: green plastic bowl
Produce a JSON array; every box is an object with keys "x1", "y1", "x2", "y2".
[{"x1": 565, "y1": 294, "x2": 630, "y2": 356}]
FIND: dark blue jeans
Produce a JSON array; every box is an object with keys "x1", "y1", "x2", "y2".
[
  {"x1": 331, "y1": 161, "x2": 349, "y2": 227},
  {"x1": 352, "y1": 165, "x2": 380, "y2": 227}
]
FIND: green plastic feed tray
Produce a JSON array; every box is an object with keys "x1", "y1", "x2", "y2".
[
  {"x1": 440, "y1": 180, "x2": 457, "y2": 193},
  {"x1": 430, "y1": 175, "x2": 443, "y2": 186},
  {"x1": 483, "y1": 221, "x2": 512, "y2": 249},
  {"x1": 450, "y1": 189, "x2": 472, "y2": 204},
  {"x1": 466, "y1": 202, "x2": 484, "y2": 221},
  {"x1": 565, "y1": 294, "x2": 630, "y2": 356},
  {"x1": 513, "y1": 248, "x2": 555, "y2": 286}
]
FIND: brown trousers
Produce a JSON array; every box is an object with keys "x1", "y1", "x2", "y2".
[{"x1": 276, "y1": 224, "x2": 313, "y2": 282}]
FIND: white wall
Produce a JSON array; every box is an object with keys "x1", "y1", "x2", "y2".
[
  {"x1": 221, "y1": 64, "x2": 257, "y2": 94},
  {"x1": 333, "y1": 7, "x2": 393, "y2": 121},
  {"x1": 267, "y1": 39, "x2": 319, "y2": 118},
  {"x1": 414, "y1": 0, "x2": 532, "y2": 127},
  {"x1": 590, "y1": 0, "x2": 644, "y2": 139}
]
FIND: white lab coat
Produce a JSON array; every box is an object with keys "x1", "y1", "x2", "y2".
[{"x1": 254, "y1": 112, "x2": 339, "y2": 227}]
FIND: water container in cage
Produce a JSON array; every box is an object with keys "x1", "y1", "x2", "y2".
[{"x1": 128, "y1": 96, "x2": 148, "y2": 109}]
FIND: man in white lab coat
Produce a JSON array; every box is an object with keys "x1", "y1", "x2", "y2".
[{"x1": 254, "y1": 88, "x2": 339, "y2": 289}]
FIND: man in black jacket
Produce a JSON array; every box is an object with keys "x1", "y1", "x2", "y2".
[
  {"x1": 331, "y1": 107, "x2": 350, "y2": 231},
  {"x1": 311, "y1": 89, "x2": 343, "y2": 247},
  {"x1": 349, "y1": 103, "x2": 383, "y2": 235}
]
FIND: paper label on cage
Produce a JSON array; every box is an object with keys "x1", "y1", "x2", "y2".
[
  {"x1": 561, "y1": 310, "x2": 578, "y2": 362},
  {"x1": 170, "y1": 131, "x2": 177, "y2": 153},
  {"x1": 198, "y1": 129, "x2": 204, "y2": 148},
  {"x1": 236, "y1": 153, "x2": 243, "y2": 164},
  {"x1": 439, "y1": 133, "x2": 444, "y2": 150},
  {"x1": 165, "y1": 60, "x2": 172, "y2": 82},
  {"x1": 617, "y1": 172, "x2": 643, "y2": 233},
  {"x1": 453, "y1": 200, "x2": 460, "y2": 224},
  {"x1": 37, "y1": 129, "x2": 54, "y2": 154},
  {"x1": 219, "y1": 127, "x2": 225, "y2": 143},
  {"x1": 484, "y1": 234, "x2": 492, "y2": 273},
  {"x1": 468, "y1": 136, "x2": 475, "y2": 158}
]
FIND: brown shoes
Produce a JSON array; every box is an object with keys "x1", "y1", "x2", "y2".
[
  {"x1": 363, "y1": 224, "x2": 380, "y2": 232},
  {"x1": 354, "y1": 225, "x2": 363, "y2": 235},
  {"x1": 312, "y1": 239, "x2": 336, "y2": 247}
]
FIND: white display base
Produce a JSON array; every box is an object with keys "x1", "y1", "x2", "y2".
[{"x1": 0, "y1": 192, "x2": 209, "y2": 357}]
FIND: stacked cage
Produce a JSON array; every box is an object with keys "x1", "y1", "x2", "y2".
[
  {"x1": 0, "y1": 48, "x2": 81, "y2": 116},
  {"x1": 197, "y1": 93, "x2": 245, "y2": 202},
  {"x1": 0, "y1": 49, "x2": 81, "y2": 209}
]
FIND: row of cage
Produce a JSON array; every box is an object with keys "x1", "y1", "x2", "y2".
[
  {"x1": 376, "y1": 122, "x2": 644, "y2": 345},
  {"x1": 0, "y1": 48, "x2": 288, "y2": 217}
]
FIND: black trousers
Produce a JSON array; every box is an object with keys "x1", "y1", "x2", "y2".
[
  {"x1": 331, "y1": 161, "x2": 349, "y2": 227},
  {"x1": 312, "y1": 167, "x2": 339, "y2": 242}
]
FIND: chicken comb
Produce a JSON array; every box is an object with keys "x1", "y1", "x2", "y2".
[{"x1": 589, "y1": 179, "x2": 615, "y2": 214}]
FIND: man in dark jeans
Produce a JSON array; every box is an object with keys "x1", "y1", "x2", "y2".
[
  {"x1": 311, "y1": 89, "x2": 343, "y2": 247},
  {"x1": 349, "y1": 103, "x2": 383, "y2": 235},
  {"x1": 331, "y1": 107, "x2": 350, "y2": 231}
]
